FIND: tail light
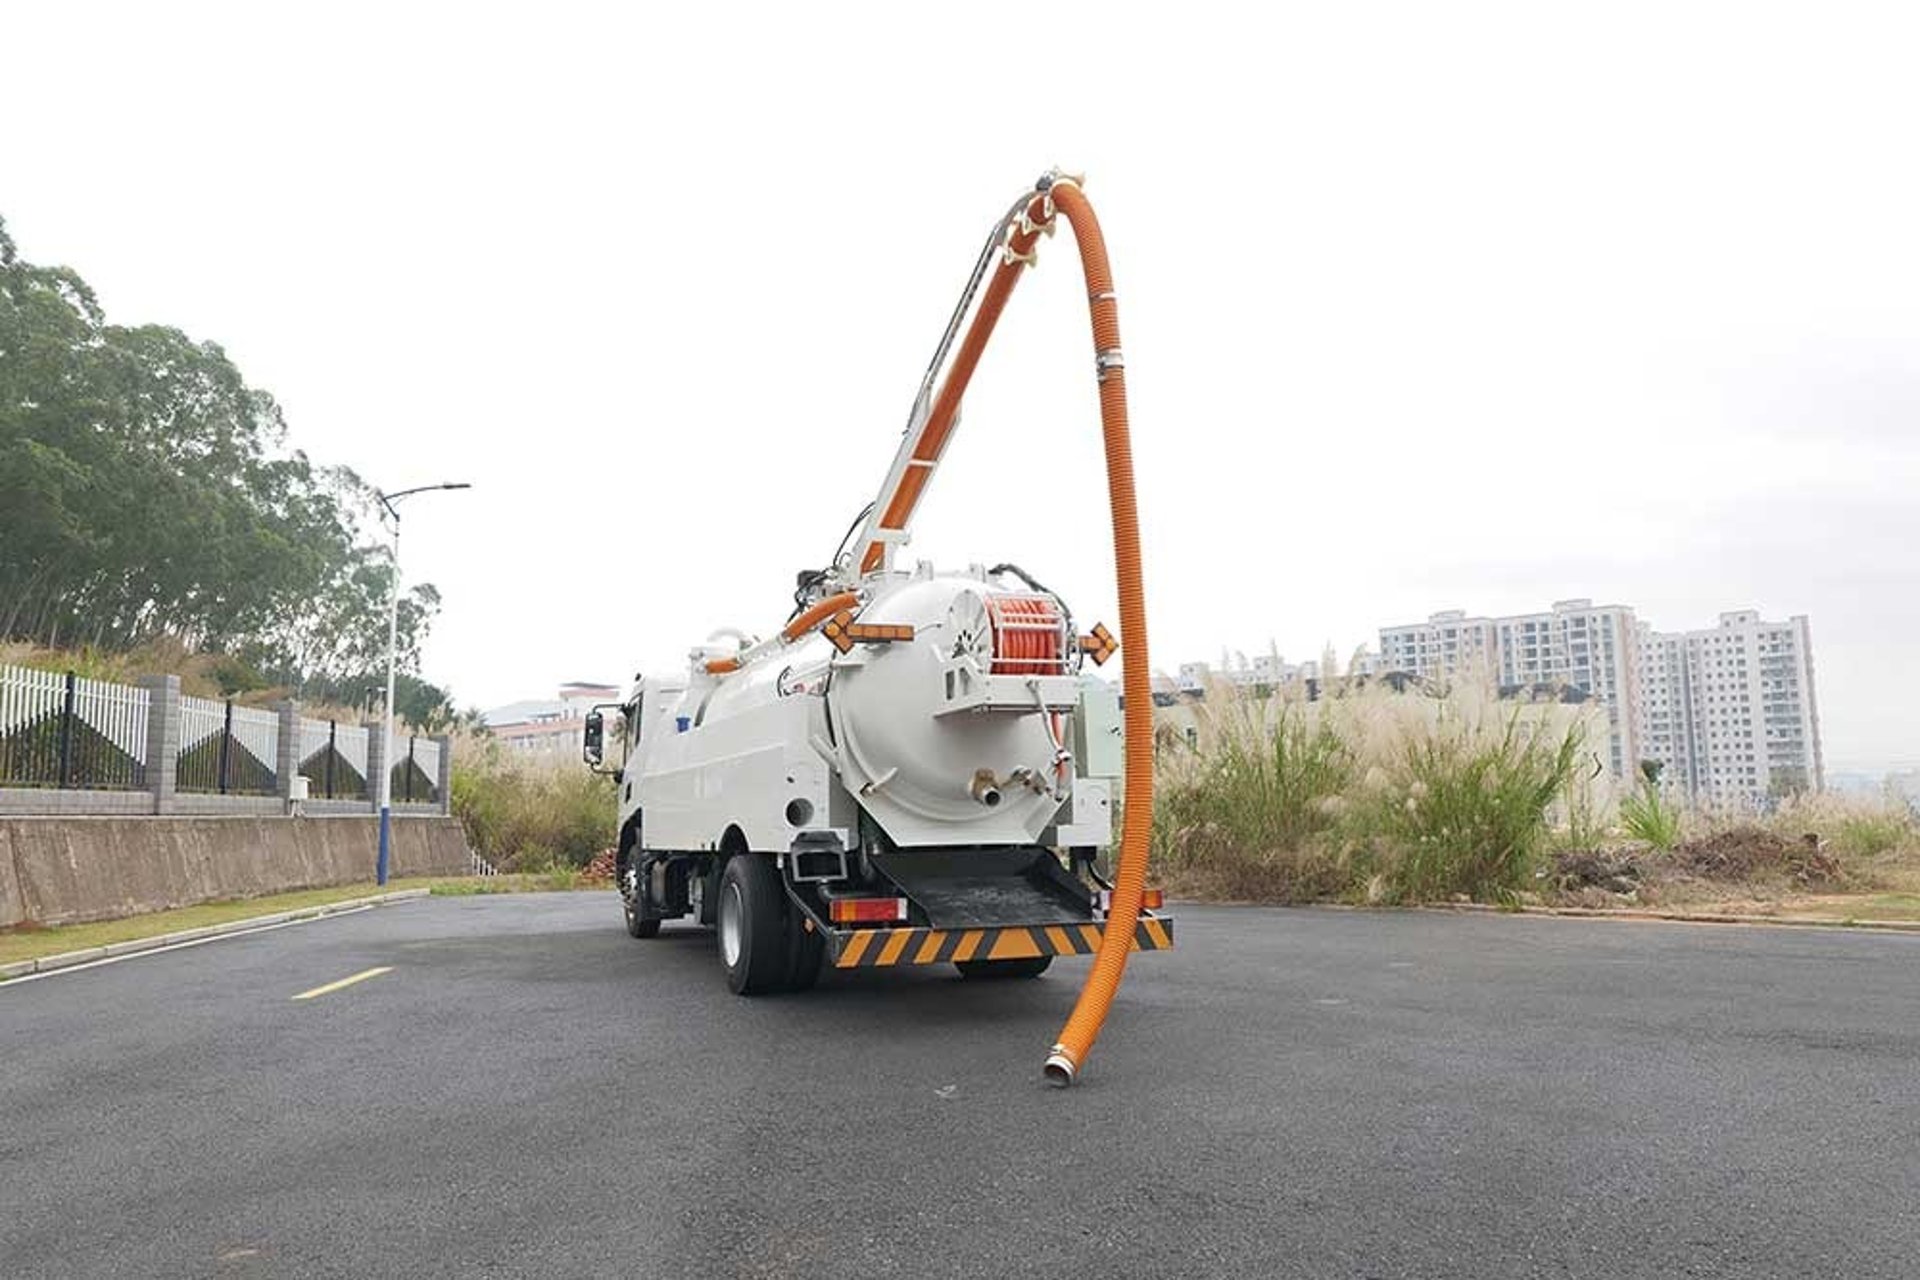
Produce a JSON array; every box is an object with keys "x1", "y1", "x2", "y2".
[{"x1": 828, "y1": 896, "x2": 909, "y2": 924}]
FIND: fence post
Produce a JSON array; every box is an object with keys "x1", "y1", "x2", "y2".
[
  {"x1": 138, "y1": 674, "x2": 180, "y2": 815},
  {"x1": 217, "y1": 699, "x2": 234, "y2": 796},
  {"x1": 325, "y1": 721, "x2": 337, "y2": 799},
  {"x1": 56, "y1": 672, "x2": 77, "y2": 789},
  {"x1": 435, "y1": 734, "x2": 453, "y2": 816},
  {"x1": 405, "y1": 736, "x2": 416, "y2": 804},
  {"x1": 364, "y1": 721, "x2": 386, "y2": 817},
  {"x1": 276, "y1": 700, "x2": 301, "y2": 813}
]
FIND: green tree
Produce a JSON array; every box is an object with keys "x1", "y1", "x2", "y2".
[{"x1": 0, "y1": 214, "x2": 438, "y2": 680}]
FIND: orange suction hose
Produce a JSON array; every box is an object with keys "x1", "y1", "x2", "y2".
[
  {"x1": 704, "y1": 590, "x2": 862, "y2": 676},
  {"x1": 1042, "y1": 178, "x2": 1152, "y2": 1087},
  {"x1": 783, "y1": 591, "x2": 860, "y2": 643}
]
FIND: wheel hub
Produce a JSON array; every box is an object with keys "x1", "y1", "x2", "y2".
[{"x1": 719, "y1": 881, "x2": 744, "y2": 968}]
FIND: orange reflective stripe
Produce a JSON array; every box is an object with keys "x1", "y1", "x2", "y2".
[
  {"x1": 913, "y1": 931, "x2": 947, "y2": 965},
  {"x1": 838, "y1": 930, "x2": 875, "y2": 968},
  {"x1": 952, "y1": 930, "x2": 985, "y2": 963},
  {"x1": 877, "y1": 929, "x2": 915, "y2": 967},
  {"x1": 1043, "y1": 926, "x2": 1075, "y2": 956},
  {"x1": 988, "y1": 928, "x2": 1043, "y2": 960}
]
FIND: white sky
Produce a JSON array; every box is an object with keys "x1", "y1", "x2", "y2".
[{"x1": 4, "y1": 3, "x2": 1916, "y2": 772}]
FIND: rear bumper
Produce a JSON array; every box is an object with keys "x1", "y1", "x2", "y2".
[{"x1": 828, "y1": 914, "x2": 1174, "y2": 969}]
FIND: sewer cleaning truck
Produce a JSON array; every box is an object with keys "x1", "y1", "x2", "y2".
[{"x1": 582, "y1": 171, "x2": 1164, "y2": 1085}]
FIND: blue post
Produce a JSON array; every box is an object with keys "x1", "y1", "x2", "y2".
[{"x1": 377, "y1": 806, "x2": 392, "y2": 886}]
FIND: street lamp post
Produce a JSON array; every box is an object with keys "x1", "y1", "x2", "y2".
[{"x1": 375, "y1": 482, "x2": 471, "y2": 885}]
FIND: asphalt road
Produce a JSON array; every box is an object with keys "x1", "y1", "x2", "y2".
[{"x1": 3, "y1": 894, "x2": 1917, "y2": 1278}]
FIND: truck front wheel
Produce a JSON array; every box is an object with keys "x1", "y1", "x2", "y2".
[
  {"x1": 718, "y1": 855, "x2": 790, "y2": 995},
  {"x1": 621, "y1": 860, "x2": 661, "y2": 939}
]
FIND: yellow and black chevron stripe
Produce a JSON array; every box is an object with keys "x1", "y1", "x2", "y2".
[{"x1": 831, "y1": 916, "x2": 1173, "y2": 969}]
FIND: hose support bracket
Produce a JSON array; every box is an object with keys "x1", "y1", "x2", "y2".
[{"x1": 1095, "y1": 348, "x2": 1126, "y2": 381}]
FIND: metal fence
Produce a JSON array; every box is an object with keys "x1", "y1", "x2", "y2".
[
  {"x1": 0, "y1": 664, "x2": 150, "y2": 790},
  {"x1": 298, "y1": 718, "x2": 370, "y2": 801},
  {"x1": 392, "y1": 735, "x2": 442, "y2": 805},
  {"x1": 1, "y1": 662, "x2": 451, "y2": 812},
  {"x1": 177, "y1": 695, "x2": 280, "y2": 796}
]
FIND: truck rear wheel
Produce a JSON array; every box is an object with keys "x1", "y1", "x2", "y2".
[
  {"x1": 956, "y1": 956, "x2": 1052, "y2": 980},
  {"x1": 718, "y1": 855, "x2": 790, "y2": 995}
]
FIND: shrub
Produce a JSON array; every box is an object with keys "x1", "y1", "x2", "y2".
[
  {"x1": 1619, "y1": 783, "x2": 1683, "y2": 851},
  {"x1": 1356, "y1": 708, "x2": 1584, "y2": 903},
  {"x1": 1834, "y1": 812, "x2": 1912, "y2": 860},
  {"x1": 1151, "y1": 680, "x2": 1596, "y2": 904},
  {"x1": 450, "y1": 735, "x2": 615, "y2": 870},
  {"x1": 1153, "y1": 697, "x2": 1355, "y2": 901}
]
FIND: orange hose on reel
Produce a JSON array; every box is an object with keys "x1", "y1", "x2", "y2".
[{"x1": 988, "y1": 594, "x2": 1067, "y2": 675}]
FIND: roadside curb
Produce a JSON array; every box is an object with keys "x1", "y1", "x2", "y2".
[
  {"x1": 0, "y1": 888, "x2": 431, "y2": 981},
  {"x1": 1424, "y1": 901, "x2": 1920, "y2": 934},
  {"x1": 1168, "y1": 897, "x2": 1920, "y2": 935}
]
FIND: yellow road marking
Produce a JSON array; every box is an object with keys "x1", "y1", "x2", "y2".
[{"x1": 291, "y1": 966, "x2": 392, "y2": 1001}]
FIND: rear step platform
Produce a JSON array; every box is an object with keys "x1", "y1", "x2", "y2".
[
  {"x1": 872, "y1": 847, "x2": 1093, "y2": 929},
  {"x1": 822, "y1": 847, "x2": 1173, "y2": 970}
]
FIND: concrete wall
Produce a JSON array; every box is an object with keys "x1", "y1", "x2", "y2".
[{"x1": 0, "y1": 816, "x2": 473, "y2": 929}]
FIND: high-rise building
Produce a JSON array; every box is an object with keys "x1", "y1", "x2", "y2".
[
  {"x1": 1182, "y1": 603, "x2": 1823, "y2": 808},
  {"x1": 1634, "y1": 611, "x2": 1823, "y2": 806},
  {"x1": 1379, "y1": 600, "x2": 1640, "y2": 779}
]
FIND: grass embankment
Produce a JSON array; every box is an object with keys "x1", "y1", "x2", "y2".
[
  {"x1": 1154, "y1": 680, "x2": 1920, "y2": 920},
  {"x1": 0, "y1": 873, "x2": 605, "y2": 969},
  {"x1": 450, "y1": 733, "x2": 615, "y2": 871}
]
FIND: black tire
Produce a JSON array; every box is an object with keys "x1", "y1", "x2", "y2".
[
  {"x1": 784, "y1": 911, "x2": 825, "y2": 993},
  {"x1": 718, "y1": 855, "x2": 791, "y2": 995},
  {"x1": 624, "y1": 899, "x2": 661, "y2": 939},
  {"x1": 621, "y1": 859, "x2": 662, "y2": 939},
  {"x1": 956, "y1": 956, "x2": 1052, "y2": 980}
]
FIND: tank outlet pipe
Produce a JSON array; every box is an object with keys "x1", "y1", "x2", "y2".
[{"x1": 969, "y1": 769, "x2": 1003, "y2": 808}]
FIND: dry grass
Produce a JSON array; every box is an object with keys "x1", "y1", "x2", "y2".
[
  {"x1": 1546, "y1": 791, "x2": 1920, "y2": 911},
  {"x1": 449, "y1": 731, "x2": 616, "y2": 871},
  {"x1": 1150, "y1": 677, "x2": 1920, "y2": 920},
  {"x1": 1153, "y1": 678, "x2": 1598, "y2": 904}
]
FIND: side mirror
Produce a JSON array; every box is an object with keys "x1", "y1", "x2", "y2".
[{"x1": 583, "y1": 710, "x2": 605, "y2": 767}]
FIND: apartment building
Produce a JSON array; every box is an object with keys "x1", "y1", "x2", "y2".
[
  {"x1": 1379, "y1": 600, "x2": 1640, "y2": 778},
  {"x1": 1179, "y1": 604, "x2": 1822, "y2": 807},
  {"x1": 1635, "y1": 611, "x2": 1823, "y2": 806},
  {"x1": 1176, "y1": 653, "x2": 1300, "y2": 693},
  {"x1": 1378, "y1": 610, "x2": 1498, "y2": 682},
  {"x1": 482, "y1": 681, "x2": 620, "y2": 760}
]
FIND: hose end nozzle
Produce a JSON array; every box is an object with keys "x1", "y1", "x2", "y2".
[{"x1": 1043, "y1": 1046, "x2": 1078, "y2": 1088}]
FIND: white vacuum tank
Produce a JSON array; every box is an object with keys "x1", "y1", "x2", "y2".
[{"x1": 825, "y1": 572, "x2": 1084, "y2": 848}]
